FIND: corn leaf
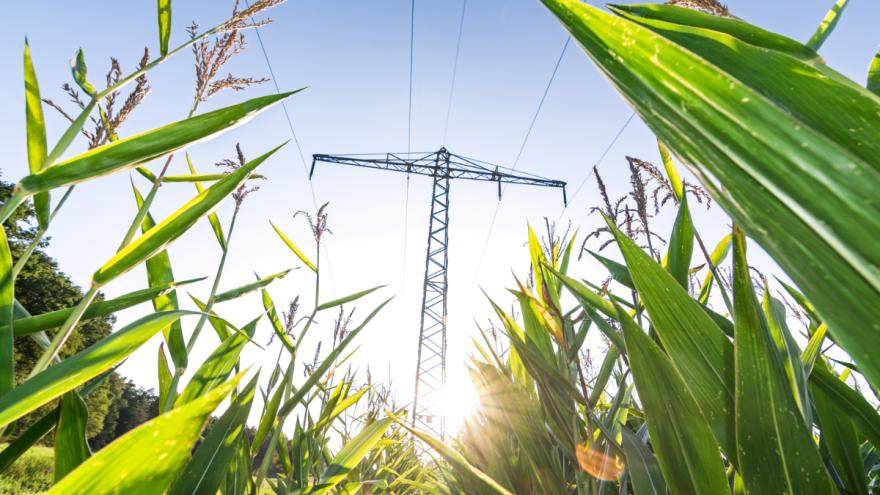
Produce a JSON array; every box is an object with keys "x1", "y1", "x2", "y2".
[
  {"x1": 157, "y1": 344, "x2": 174, "y2": 411},
  {"x1": 252, "y1": 363, "x2": 291, "y2": 456},
  {"x1": 311, "y1": 418, "x2": 393, "y2": 494},
  {"x1": 665, "y1": 194, "x2": 693, "y2": 288},
  {"x1": 587, "y1": 250, "x2": 633, "y2": 290},
  {"x1": 316, "y1": 286, "x2": 384, "y2": 312},
  {"x1": 607, "y1": 217, "x2": 735, "y2": 459},
  {"x1": 731, "y1": 227, "x2": 834, "y2": 493},
  {"x1": 762, "y1": 290, "x2": 810, "y2": 420},
  {"x1": 93, "y1": 143, "x2": 284, "y2": 286},
  {"x1": 70, "y1": 49, "x2": 96, "y2": 97},
  {"x1": 214, "y1": 268, "x2": 292, "y2": 304},
  {"x1": 271, "y1": 220, "x2": 316, "y2": 273},
  {"x1": 0, "y1": 227, "x2": 12, "y2": 395},
  {"x1": 23, "y1": 39, "x2": 50, "y2": 228},
  {"x1": 0, "y1": 310, "x2": 188, "y2": 430},
  {"x1": 279, "y1": 298, "x2": 391, "y2": 417},
  {"x1": 54, "y1": 392, "x2": 90, "y2": 482},
  {"x1": 619, "y1": 427, "x2": 666, "y2": 495},
  {"x1": 697, "y1": 234, "x2": 731, "y2": 304},
  {"x1": 811, "y1": 362, "x2": 868, "y2": 495},
  {"x1": 131, "y1": 180, "x2": 188, "y2": 370},
  {"x1": 657, "y1": 140, "x2": 682, "y2": 201},
  {"x1": 542, "y1": 0, "x2": 880, "y2": 391},
  {"x1": 615, "y1": 305, "x2": 727, "y2": 493},
  {"x1": 175, "y1": 316, "x2": 258, "y2": 407},
  {"x1": 868, "y1": 49, "x2": 880, "y2": 96},
  {"x1": 157, "y1": 0, "x2": 171, "y2": 56},
  {"x1": 169, "y1": 374, "x2": 258, "y2": 495},
  {"x1": 48, "y1": 372, "x2": 243, "y2": 494},
  {"x1": 186, "y1": 153, "x2": 226, "y2": 250},
  {"x1": 806, "y1": 0, "x2": 849, "y2": 50},
  {"x1": 17, "y1": 92, "x2": 295, "y2": 197},
  {"x1": 12, "y1": 279, "x2": 199, "y2": 337},
  {"x1": 262, "y1": 288, "x2": 295, "y2": 354},
  {"x1": 809, "y1": 362, "x2": 880, "y2": 448}
]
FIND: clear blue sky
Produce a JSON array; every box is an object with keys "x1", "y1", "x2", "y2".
[{"x1": 2, "y1": 0, "x2": 878, "y2": 415}]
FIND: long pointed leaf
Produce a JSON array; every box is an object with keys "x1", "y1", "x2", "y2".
[
  {"x1": 24, "y1": 39, "x2": 50, "y2": 227},
  {"x1": 54, "y1": 392, "x2": 90, "y2": 481}
]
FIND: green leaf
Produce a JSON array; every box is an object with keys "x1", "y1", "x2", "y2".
[
  {"x1": 70, "y1": 49, "x2": 96, "y2": 97},
  {"x1": 262, "y1": 288, "x2": 295, "y2": 354},
  {"x1": 270, "y1": 220, "x2": 316, "y2": 272},
  {"x1": 278, "y1": 298, "x2": 391, "y2": 417},
  {"x1": 157, "y1": 0, "x2": 171, "y2": 57},
  {"x1": 587, "y1": 250, "x2": 633, "y2": 289},
  {"x1": 0, "y1": 311, "x2": 188, "y2": 430},
  {"x1": 169, "y1": 374, "x2": 258, "y2": 495},
  {"x1": 806, "y1": 0, "x2": 850, "y2": 50},
  {"x1": 620, "y1": 427, "x2": 666, "y2": 495},
  {"x1": 48, "y1": 372, "x2": 244, "y2": 494},
  {"x1": 252, "y1": 363, "x2": 291, "y2": 456},
  {"x1": 311, "y1": 418, "x2": 393, "y2": 494},
  {"x1": 665, "y1": 194, "x2": 693, "y2": 287},
  {"x1": 809, "y1": 362, "x2": 880, "y2": 448},
  {"x1": 542, "y1": 0, "x2": 880, "y2": 391},
  {"x1": 811, "y1": 363, "x2": 868, "y2": 495},
  {"x1": 316, "y1": 285, "x2": 383, "y2": 312},
  {"x1": 214, "y1": 268, "x2": 292, "y2": 304},
  {"x1": 54, "y1": 392, "x2": 90, "y2": 482},
  {"x1": 731, "y1": 227, "x2": 834, "y2": 493},
  {"x1": 186, "y1": 153, "x2": 226, "y2": 250},
  {"x1": 762, "y1": 289, "x2": 810, "y2": 420},
  {"x1": 801, "y1": 322, "x2": 827, "y2": 377},
  {"x1": 615, "y1": 304, "x2": 728, "y2": 494},
  {"x1": 607, "y1": 217, "x2": 735, "y2": 458},
  {"x1": 132, "y1": 180, "x2": 188, "y2": 370},
  {"x1": 93, "y1": 143, "x2": 285, "y2": 286},
  {"x1": 157, "y1": 344, "x2": 174, "y2": 411},
  {"x1": 697, "y1": 234, "x2": 732, "y2": 304},
  {"x1": 656, "y1": 140, "x2": 682, "y2": 201},
  {"x1": 16, "y1": 92, "x2": 296, "y2": 197},
  {"x1": 868, "y1": 49, "x2": 880, "y2": 96},
  {"x1": 175, "y1": 316, "x2": 258, "y2": 407},
  {"x1": 388, "y1": 414, "x2": 514, "y2": 495},
  {"x1": 24, "y1": 39, "x2": 50, "y2": 228},
  {"x1": 12, "y1": 279, "x2": 199, "y2": 337},
  {"x1": 0, "y1": 226, "x2": 13, "y2": 395},
  {"x1": 188, "y1": 294, "x2": 230, "y2": 341}
]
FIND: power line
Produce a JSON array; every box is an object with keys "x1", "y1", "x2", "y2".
[
  {"x1": 401, "y1": 0, "x2": 416, "y2": 294},
  {"x1": 442, "y1": 0, "x2": 468, "y2": 145},
  {"x1": 245, "y1": 1, "x2": 336, "y2": 291},
  {"x1": 472, "y1": 37, "x2": 570, "y2": 285},
  {"x1": 556, "y1": 111, "x2": 636, "y2": 223}
]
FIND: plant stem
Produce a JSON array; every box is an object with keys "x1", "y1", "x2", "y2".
[
  {"x1": 11, "y1": 186, "x2": 74, "y2": 279},
  {"x1": 29, "y1": 285, "x2": 100, "y2": 376},
  {"x1": 185, "y1": 204, "x2": 240, "y2": 354}
]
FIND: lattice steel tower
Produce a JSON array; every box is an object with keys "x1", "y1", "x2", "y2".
[{"x1": 311, "y1": 148, "x2": 566, "y2": 439}]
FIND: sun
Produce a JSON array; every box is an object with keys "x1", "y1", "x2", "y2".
[{"x1": 439, "y1": 377, "x2": 481, "y2": 437}]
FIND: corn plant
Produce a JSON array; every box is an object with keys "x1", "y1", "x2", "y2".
[{"x1": 1, "y1": 1, "x2": 412, "y2": 493}]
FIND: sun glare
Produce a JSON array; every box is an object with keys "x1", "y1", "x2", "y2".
[{"x1": 440, "y1": 378, "x2": 481, "y2": 437}]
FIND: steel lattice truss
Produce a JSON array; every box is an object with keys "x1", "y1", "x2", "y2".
[{"x1": 310, "y1": 148, "x2": 566, "y2": 440}]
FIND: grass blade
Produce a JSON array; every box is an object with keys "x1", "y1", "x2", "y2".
[
  {"x1": 619, "y1": 427, "x2": 666, "y2": 495},
  {"x1": 47, "y1": 372, "x2": 244, "y2": 494},
  {"x1": 132, "y1": 180, "x2": 188, "y2": 370},
  {"x1": 311, "y1": 418, "x2": 393, "y2": 494},
  {"x1": 54, "y1": 392, "x2": 90, "y2": 482},
  {"x1": 16, "y1": 92, "x2": 297, "y2": 197},
  {"x1": 616, "y1": 305, "x2": 728, "y2": 494},
  {"x1": 731, "y1": 227, "x2": 834, "y2": 493},
  {"x1": 23, "y1": 39, "x2": 50, "y2": 228},
  {"x1": 157, "y1": 0, "x2": 171, "y2": 56},
  {"x1": 665, "y1": 194, "x2": 693, "y2": 288},
  {"x1": 185, "y1": 153, "x2": 226, "y2": 250},
  {"x1": 697, "y1": 234, "x2": 731, "y2": 304},
  {"x1": 316, "y1": 285, "x2": 384, "y2": 312},
  {"x1": 0, "y1": 310, "x2": 189, "y2": 430},
  {"x1": 214, "y1": 268, "x2": 292, "y2": 303},
  {"x1": 806, "y1": 0, "x2": 850, "y2": 50},
  {"x1": 809, "y1": 362, "x2": 880, "y2": 448},
  {"x1": 270, "y1": 220, "x2": 317, "y2": 273},
  {"x1": 12, "y1": 279, "x2": 199, "y2": 337},
  {"x1": 868, "y1": 49, "x2": 880, "y2": 96},
  {"x1": 169, "y1": 374, "x2": 258, "y2": 495},
  {"x1": 0, "y1": 226, "x2": 12, "y2": 395},
  {"x1": 93, "y1": 143, "x2": 284, "y2": 286},
  {"x1": 262, "y1": 287, "x2": 295, "y2": 354}
]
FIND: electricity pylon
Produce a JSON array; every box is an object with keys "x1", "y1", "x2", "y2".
[{"x1": 310, "y1": 148, "x2": 566, "y2": 440}]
